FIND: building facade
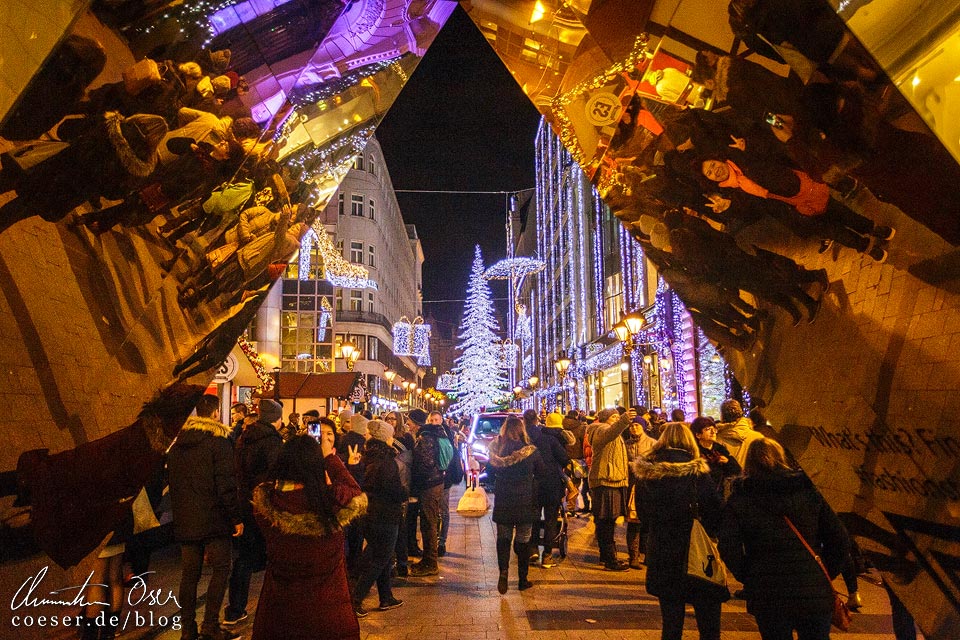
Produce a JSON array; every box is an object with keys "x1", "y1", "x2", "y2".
[
  {"x1": 255, "y1": 135, "x2": 424, "y2": 410},
  {"x1": 520, "y1": 119, "x2": 729, "y2": 417}
]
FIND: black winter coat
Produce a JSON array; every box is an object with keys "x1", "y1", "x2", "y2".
[
  {"x1": 632, "y1": 448, "x2": 725, "y2": 601},
  {"x1": 338, "y1": 430, "x2": 367, "y2": 485},
  {"x1": 235, "y1": 420, "x2": 282, "y2": 515},
  {"x1": 487, "y1": 438, "x2": 548, "y2": 525},
  {"x1": 718, "y1": 469, "x2": 850, "y2": 616},
  {"x1": 697, "y1": 441, "x2": 742, "y2": 489},
  {"x1": 527, "y1": 423, "x2": 570, "y2": 502},
  {"x1": 361, "y1": 439, "x2": 407, "y2": 522},
  {"x1": 167, "y1": 416, "x2": 242, "y2": 542},
  {"x1": 412, "y1": 425, "x2": 445, "y2": 494},
  {"x1": 562, "y1": 417, "x2": 585, "y2": 459}
]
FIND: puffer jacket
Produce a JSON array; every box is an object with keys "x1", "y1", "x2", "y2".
[
  {"x1": 718, "y1": 469, "x2": 850, "y2": 616},
  {"x1": 587, "y1": 414, "x2": 632, "y2": 488},
  {"x1": 632, "y1": 448, "x2": 725, "y2": 601},
  {"x1": 361, "y1": 439, "x2": 406, "y2": 522},
  {"x1": 487, "y1": 437, "x2": 548, "y2": 525},
  {"x1": 167, "y1": 416, "x2": 242, "y2": 542}
]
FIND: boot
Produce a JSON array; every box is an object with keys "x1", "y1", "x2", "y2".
[
  {"x1": 515, "y1": 541, "x2": 533, "y2": 591},
  {"x1": 627, "y1": 529, "x2": 642, "y2": 570},
  {"x1": 496, "y1": 538, "x2": 511, "y2": 594},
  {"x1": 101, "y1": 611, "x2": 120, "y2": 640}
]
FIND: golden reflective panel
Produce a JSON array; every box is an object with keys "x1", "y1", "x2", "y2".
[
  {"x1": 0, "y1": 0, "x2": 453, "y2": 567},
  {"x1": 468, "y1": 1, "x2": 960, "y2": 636}
]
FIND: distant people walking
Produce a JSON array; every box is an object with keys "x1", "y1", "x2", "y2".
[
  {"x1": 633, "y1": 423, "x2": 726, "y2": 640},
  {"x1": 250, "y1": 432, "x2": 367, "y2": 640},
  {"x1": 488, "y1": 416, "x2": 549, "y2": 593},
  {"x1": 719, "y1": 438, "x2": 851, "y2": 640},
  {"x1": 167, "y1": 394, "x2": 243, "y2": 640}
]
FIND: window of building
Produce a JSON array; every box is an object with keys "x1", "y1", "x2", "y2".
[
  {"x1": 335, "y1": 290, "x2": 343, "y2": 311},
  {"x1": 368, "y1": 336, "x2": 379, "y2": 360},
  {"x1": 368, "y1": 198, "x2": 375, "y2": 220},
  {"x1": 353, "y1": 155, "x2": 364, "y2": 171},
  {"x1": 351, "y1": 194, "x2": 364, "y2": 216},
  {"x1": 369, "y1": 157, "x2": 377, "y2": 177},
  {"x1": 367, "y1": 291, "x2": 374, "y2": 313},
  {"x1": 604, "y1": 272, "x2": 624, "y2": 332},
  {"x1": 350, "y1": 290, "x2": 362, "y2": 311},
  {"x1": 368, "y1": 245, "x2": 375, "y2": 267},
  {"x1": 337, "y1": 193, "x2": 344, "y2": 216},
  {"x1": 350, "y1": 241, "x2": 363, "y2": 263}
]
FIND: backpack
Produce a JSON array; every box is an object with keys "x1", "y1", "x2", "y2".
[
  {"x1": 436, "y1": 434, "x2": 454, "y2": 472},
  {"x1": 445, "y1": 439, "x2": 465, "y2": 485}
]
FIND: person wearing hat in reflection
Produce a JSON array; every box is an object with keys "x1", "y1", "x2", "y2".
[
  {"x1": 340, "y1": 412, "x2": 368, "y2": 576},
  {"x1": 225, "y1": 398, "x2": 283, "y2": 626},
  {"x1": 0, "y1": 110, "x2": 168, "y2": 233},
  {"x1": 352, "y1": 419, "x2": 406, "y2": 616}
]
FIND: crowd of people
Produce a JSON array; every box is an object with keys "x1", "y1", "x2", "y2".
[{"x1": 81, "y1": 394, "x2": 925, "y2": 640}]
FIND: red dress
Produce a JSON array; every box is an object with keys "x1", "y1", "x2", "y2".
[{"x1": 251, "y1": 455, "x2": 367, "y2": 640}]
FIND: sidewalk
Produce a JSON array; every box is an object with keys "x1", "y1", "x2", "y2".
[{"x1": 109, "y1": 484, "x2": 909, "y2": 640}]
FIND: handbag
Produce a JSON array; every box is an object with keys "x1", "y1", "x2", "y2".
[
  {"x1": 783, "y1": 516, "x2": 852, "y2": 631},
  {"x1": 686, "y1": 478, "x2": 730, "y2": 596},
  {"x1": 456, "y1": 478, "x2": 488, "y2": 517}
]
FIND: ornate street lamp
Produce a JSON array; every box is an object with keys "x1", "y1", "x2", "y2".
[
  {"x1": 340, "y1": 338, "x2": 359, "y2": 371},
  {"x1": 554, "y1": 352, "x2": 571, "y2": 411},
  {"x1": 613, "y1": 312, "x2": 646, "y2": 407}
]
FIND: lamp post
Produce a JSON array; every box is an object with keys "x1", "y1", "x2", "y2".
[
  {"x1": 384, "y1": 369, "x2": 396, "y2": 403},
  {"x1": 554, "y1": 352, "x2": 571, "y2": 411},
  {"x1": 340, "y1": 338, "x2": 360, "y2": 372},
  {"x1": 613, "y1": 312, "x2": 646, "y2": 408}
]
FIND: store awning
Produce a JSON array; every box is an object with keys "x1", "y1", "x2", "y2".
[{"x1": 254, "y1": 372, "x2": 360, "y2": 399}]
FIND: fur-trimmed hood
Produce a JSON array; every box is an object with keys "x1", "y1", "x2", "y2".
[
  {"x1": 251, "y1": 484, "x2": 367, "y2": 537},
  {"x1": 631, "y1": 449, "x2": 711, "y2": 481},
  {"x1": 104, "y1": 111, "x2": 163, "y2": 177},
  {"x1": 488, "y1": 441, "x2": 537, "y2": 469},
  {"x1": 175, "y1": 416, "x2": 231, "y2": 448}
]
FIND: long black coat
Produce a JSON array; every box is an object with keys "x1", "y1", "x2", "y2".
[
  {"x1": 361, "y1": 439, "x2": 407, "y2": 522},
  {"x1": 167, "y1": 416, "x2": 242, "y2": 542},
  {"x1": 487, "y1": 438, "x2": 548, "y2": 525},
  {"x1": 527, "y1": 423, "x2": 570, "y2": 502},
  {"x1": 632, "y1": 448, "x2": 725, "y2": 601},
  {"x1": 235, "y1": 420, "x2": 282, "y2": 514},
  {"x1": 718, "y1": 469, "x2": 850, "y2": 616}
]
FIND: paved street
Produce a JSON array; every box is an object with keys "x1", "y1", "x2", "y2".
[{"x1": 102, "y1": 484, "x2": 915, "y2": 640}]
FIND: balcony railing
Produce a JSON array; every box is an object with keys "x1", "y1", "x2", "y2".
[{"x1": 335, "y1": 309, "x2": 392, "y2": 333}]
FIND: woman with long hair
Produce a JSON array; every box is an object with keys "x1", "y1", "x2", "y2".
[
  {"x1": 632, "y1": 423, "x2": 727, "y2": 640},
  {"x1": 250, "y1": 427, "x2": 367, "y2": 640},
  {"x1": 487, "y1": 416, "x2": 548, "y2": 593},
  {"x1": 718, "y1": 438, "x2": 850, "y2": 640}
]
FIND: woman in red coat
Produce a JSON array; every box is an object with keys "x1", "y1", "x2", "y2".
[{"x1": 251, "y1": 426, "x2": 367, "y2": 640}]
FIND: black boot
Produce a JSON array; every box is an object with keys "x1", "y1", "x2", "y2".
[
  {"x1": 496, "y1": 538, "x2": 511, "y2": 594},
  {"x1": 515, "y1": 541, "x2": 533, "y2": 591}
]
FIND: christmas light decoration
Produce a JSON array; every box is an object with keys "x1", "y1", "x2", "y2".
[
  {"x1": 237, "y1": 335, "x2": 274, "y2": 394},
  {"x1": 484, "y1": 257, "x2": 546, "y2": 280},
  {"x1": 303, "y1": 221, "x2": 377, "y2": 290},
  {"x1": 499, "y1": 340, "x2": 519, "y2": 369},
  {"x1": 317, "y1": 297, "x2": 332, "y2": 341},
  {"x1": 437, "y1": 372, "x2": 458, "y2": 391},
  {"x1": 450, "y1": 246, "x2": 508, "y2": 415},
  {"x1": 392, "y1": 317, "x2": 430, "y2": 358}
]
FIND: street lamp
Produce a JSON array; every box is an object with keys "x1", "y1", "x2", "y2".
[
  {"x1": 340, "y1": 338, "x2": 360, "y2": 371},
  {"x1": 554, "y1": 352, "x2": 571, "y2": 411},
  {"x1": 613, "y1": 312, "x2": 646, "y2": 407}
]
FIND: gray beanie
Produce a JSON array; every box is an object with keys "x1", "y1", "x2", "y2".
[
  {"x1": 367, "y1": 419, "x2": 394, "y2": 443},
  {"x1": 350, "y1": 413, "x2": 369, "y2": 435},
  {"x1": 258, "y1": 399, "x2": 283, "y2": 424}
]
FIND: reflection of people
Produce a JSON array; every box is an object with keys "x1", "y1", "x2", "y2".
[
  {"x1": 653, "y1": 68, "x2": 691, "y2": 103},
  {"x1": 251, "y1": 432, "x2": 366, "y2": 640}
]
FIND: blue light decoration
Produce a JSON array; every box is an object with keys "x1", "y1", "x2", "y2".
[{"x1": 437, "y1": 372, "x2": 458, "y2": 391}]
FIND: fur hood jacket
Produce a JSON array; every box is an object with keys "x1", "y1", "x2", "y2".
[{"x1": 251, "y1": 483, "x2": 367, "y2": 538}]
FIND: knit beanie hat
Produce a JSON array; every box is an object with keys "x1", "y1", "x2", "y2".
[
  {"x1": 338, "y1": 409, "x2": 354, "y2": 430},
  {"x1": 258, "y1": 399, "x2": 283, "y2": 424},
  {"x1": 211, "y1": 75, "x2": 232, "y2": 95},
  {"x1": 350, "y1": 413, "x2": 369, "y2": 435},
  {"x1": 408, "y1": 408, "x2": 428, "y2": 427},
  {"x1": 367, "y1": 419, "x2": 394, "y2": 443},
  {"x1": 545, "y1": 412, "x2": 564, "y2": 428}
]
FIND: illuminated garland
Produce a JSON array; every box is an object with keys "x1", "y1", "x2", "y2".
[
  {"x1": 484, "y1": 257, "x2": 546, "y2": 280},
  {"x1": 290, "y1": 59, "x2": 399, "y2": 107},
  {"x1": 392, "y1": 317, "x2": 430, "y2": 357},
  {"x1": 237, "y1": 335, "x2": 274, "y2": 394},
  {"x1": 318, "y1": 297, "x2": 332, "y2": 340},
  {"x1": 437, "y1": 372, "x2": 458, "y2": 391},
  {"x1": 305, "y1": 221, "x2": 377, "y2": 290}
]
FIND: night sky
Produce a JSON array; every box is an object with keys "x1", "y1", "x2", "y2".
[{"x1": 375, "y1": 6, "x2": 541, "y2": 337}]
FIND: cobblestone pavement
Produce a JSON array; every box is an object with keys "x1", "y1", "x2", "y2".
[{"x1": 97, "y1": 485, "x2": 917, "y2": 640}]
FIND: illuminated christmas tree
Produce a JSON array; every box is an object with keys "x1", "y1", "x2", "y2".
[{"x1": 450, "y1": 246, "x2": 507, "y2": 415}]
